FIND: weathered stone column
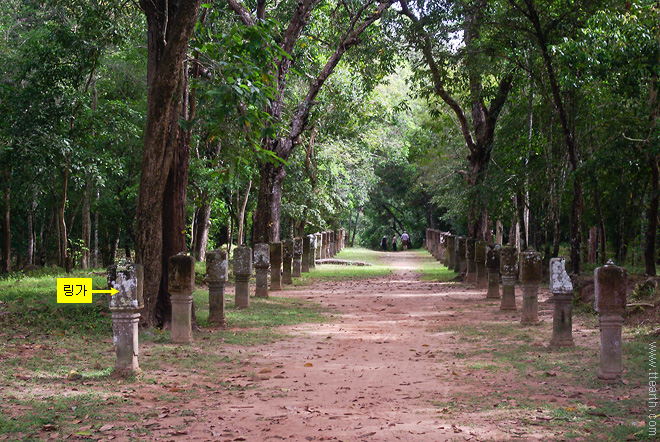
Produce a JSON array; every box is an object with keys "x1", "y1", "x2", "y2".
[
  {"x1": 439, "y1": 233, "x2": 447, "y2": 263},
  {"x1": 446, "y1": 235, "x2": 455, "y2": 270},
  {"x1": 292, "y1": 237, "x2": 303, "y2": 277},
  {"x1": 486, "y1": 245, "x2": 501, "y2": 299},
  {"x1": 329, "y1": 231, "x2": 335, "y2": 257},
  {"x1": 206, "y1": 250, "x2": 228, "y2": 327},
  {"x1": 426, "y1": 229, "x2": 430, "y2": 251},
  {"x1": 302, "y1": 236, "x2": 311, "y2": 273},
  {"x1": 309, "y1": 235, "x2": 317, "y2": 269},
  {"x1": 254, "y1": 243, "x2": 270, "y2": 298},
  {"x1": 168, "y1": 254, "x2": 195, "y2": 343},
  {"x1": 595, "y1": 260, "x2": 627, "y2": 381},
  {"x1": 321, "y1": 232, "x2": 327, "y2": 259},
  {"x1": 549, "y1": 257, "x2": 574, "y2": 347},
  {"x1": 466, "y1": 238, "x2": 477, "y2": 283},
  {"x1": 520, "y1": 250, "x2": 542, "y2": 325},
  {"x1": 108, "y1": 260, "x2": 143, "y2": 377},
  {"x1": 499, "y1": 246, "x2": 518, "y2": 311},
  {"x1": 270, "y1": 242, "x2": 282, "y2": 291},
  {"x1": 282, "y1": 239, "x2": 293, "y2": 284},
  {"x1": 475, "y1": 240, "x2": 487, "y2": 289},
  {"x1": 456, "y1": 236, "x2": 466, "y2": 274},
  {"x1": 315, "y1": 233, "x2": 322, "y2": 261},
  {"x1": 233, "y1": 246, "x2": 252, "y2": 308}
]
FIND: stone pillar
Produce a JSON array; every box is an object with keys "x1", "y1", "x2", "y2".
[
  {"x1": 270, "y1": 242, "x2": 282, "y2": 291},
  {"x1": 308, "y1": 235, "x2": 317, "y2": 269},
  {"x1": 426, "y1": 229, "x2": 430, "y2": 251},
  {"x1": 549, "y1": 257, "x2": 574, "y2": 347},
  {"x1": 446, "y1": 235, "x2": 455, "y2": 270},
  {"x1": 282, "y1": 239, "x2": 293, "y2": 284},
  {"x1": 206, "y1": 250, "x2": 228, "y2": 327},
  {"x1": 168, "y1": 254, "x2": 195, "y2": 343},
  {"x1": 439, "y1": 233, "x2": 447, "y2": 263},
  {"x1": 292, "y1": 237, "x2": 303, "y2": 277},
  {"x1": 321, "y1": 232, "x2": 327, "y2": 259},
  {"x1": 520, "y1": 250, "x2": 542, "y2": 325},
  {"x1": 499, "y1": 246, "x2": 518, "y2": 311},
  {"x1": 233, "y1": 246, "x2": 252, "y2": 308},
  {"x1": 302, "y1": 236, "x2": 311, "y2": 273},
  {"x1": 315, "y1": 233, "x2": 322, "y2": 261},
  {"x1": 594, "y1": 260, "x2": 627, "y2": 381},
  {"x1": 466, "y1": 238, "x2": 477, "y2": 283},
  {"x1": 475, "y1": 240, "x2": 487, "y2": 289},
  {"x1": 486, "y1": 245, "x2": 501, "y2": 299},
  {"x1": 254, "y1": 243, "x2": 270, "y2": 298},
  {"x1": 456, "y1": 236, "x2": 466, "y2": 274},
  {"x1": 329, "y1": 231, "x2": 335, "y2": 257},
  {"x1": 107, "y1": 260, "x2": 143, "y2": 377}
]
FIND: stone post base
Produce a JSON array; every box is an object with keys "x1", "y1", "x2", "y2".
[
  {"x1": 170, "y1": 294, "x2": 193, "y2": 343},
  {"x1": 235, "y1": 275, "x2": 250, "y2": 308},
  {"x1": 500, "y1": 276, "x2": 517, "y2": 310},
  {"x1": 292, "y1": 258, "x2": 302, "y2": 277},
  {"x1": 598, "y1": 315, "x2": 624, "y2": 381},
  {"x1": 476, "y1": 264, "x2": 487, "y2": 289},
  {"x1": 466, "y1": 259, "x2": 477, "y2": 283},
  {"x1": 255, "y1": 267, "x2": 269, "y2": 298},
  {"x1": 208, "y1": 280, "x2": 227, "y2": 328},
  {"x1": 550, "y1": 293, "x2": 573, "y2": 347},
  {"x1": 486, "y1": 271, "x2": 500, "y2": 299},
  {"x1": 112, "y1": 311, "x2": 141, "y2": 377},
  {"x1": 521, "y1": 283, "x2": 540, "y2": 325}
]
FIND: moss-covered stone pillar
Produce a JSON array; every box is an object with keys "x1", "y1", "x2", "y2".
[
  {"x1": 499, "y1": 246, "x2": 518, "y2": 311},
  {"x1": 206, "y1": 250, "x2": 228, "y2": 327},
  {"x1": 108, "y1": 260, "x2": 143, "y2": 377},
  {"x1": 233, "y1": 246, "x2": 252, "y2": 308},
  {"x1": 254, "y1": 243, "x2": 270, "y2": 298},
  {"x1": 168, "y1": 254, "x2": 195, "y2": 343},
  {"x1": 302, "y1": 236, "x2": 311, "y2": 273},
  {"x1": 466, "y1": 238, "x2": 477, "y2": 283},
  {"x1": 446, "y1": 235, "x2": 456, "y2": 270},
  {"x1": 270, "y1": 242, "x2": 282, "y2": 291},
  {"x1": 486, "y1": 245, "x2": 500, "y2": 299},
  {"x1": 475, "y1": 240, "x2": 487, "y2": 289},
  {"x1": 282, "y1": 239, "x2": 293, "y2": 285},
  {"x1": 520, "y1": 250, "x2": 542, "y2": 325},
  {"x1": 595, "y1": 260, "x2": 627, "y2": 381},
  {"x1": 549, "y1": 257, "x2": 574, "y2": 347}
]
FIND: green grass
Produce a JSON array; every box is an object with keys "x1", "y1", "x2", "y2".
[{"x1": 291, "y1": 247, "x2": 394, "y2": 282}]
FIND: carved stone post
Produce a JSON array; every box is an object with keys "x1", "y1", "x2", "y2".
[
  {"x1": 549, "y1": 257, "x2": 574, "y2": 347},
  {"x1": 446, "y1": 235, "x2": 455, "y2": 270},
  {"x1": 321, "y1": 232, "x2": 327, "y2": 259},
  {"x1": 475, "y1": 240, "x2": 487, "y2": 289},
  {"x1": 456, "y1": 236, "x2": 466, "y2": 274},
  {"x1": 466, "y1": 238, "x2": 477, "y2": 283},
  {"x1": 520, "y1": 250, "x2": 542, "y2": 325},
  {"x1": 309, "y1": 235, "x2": 317, "y2": 269},
  {"x1": 439, "y1": 233, "x2": 447, "y2": 263},
  {"x1": 499, "y1": 246, "x2": 518, "y2": 311},
  {"x1": 168, "y1": 254, "x2": 195, "y2": 343},
  {"x1": 206, "y1": 250, "x2": 228, "y2": 327},
  {"x1": 282, "y1": 239, "x2": 293, "y2": 284},
  {"x1": 233, "y1": 246, "x2": 252, "y2": 308},
  {"x1": 302, "y1": 236, "x2": 311, "y2": 273},
  {"x1": 595, "y1": 260, "x2": 627, "y2": 381},
  {"x1": 108, "y1": 260, "x2": 143, "y2": 377},
  {"x1": 315, "y1": 233, "x2": 322, "y2": 261},
  {"x1": 486, "y1": 245, "x2": 501, "y2": 299},
  {"x1": 292, "y1": 237, "x2": 303, "y2": 277},
  {"x1": 270, "y1": 242, "x2": 282, "y2": 291},
  {"x1": 254, "y1": 243, "x2": 270, "y2": 298}
]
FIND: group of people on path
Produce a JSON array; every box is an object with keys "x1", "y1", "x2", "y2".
[{"x1": 381, "y1": 231, "x2": 410, "y2": 252}]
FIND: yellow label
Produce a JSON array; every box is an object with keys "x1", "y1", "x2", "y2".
[{"x1": 57, "y1": 278, "x2": 93, "y2": 303}]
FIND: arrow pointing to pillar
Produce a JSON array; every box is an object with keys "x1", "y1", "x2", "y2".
[{"x1": 92, "y1": 287, "x2": 119, "y2": 296}]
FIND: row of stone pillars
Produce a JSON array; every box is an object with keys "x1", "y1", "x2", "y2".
[
  {"x1": 425, "y1": 229, "x2": 629, "y2": 382},
  {"x1": 107, "y1": 228, "x2": 348, "y2": 377}
]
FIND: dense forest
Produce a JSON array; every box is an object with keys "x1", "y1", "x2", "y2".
[{"x1": 0, "y1": 1, "x2": 657, "y2": 318}]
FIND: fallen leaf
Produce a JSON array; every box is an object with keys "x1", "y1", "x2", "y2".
[
  {"x1": 169, "y1": 387, "x2": 181, "y2": 392},
  {"x1": 304, "y1": 363, "x2": 313, "y2": 367},
  {"x1": 99, "y1": 424, "x2": 114, "y2": 432},
  {"x1": 41, "y1": 425, "x2": 58, "y2": 432},
  {"x1": 259, "y1": 368, "x2": 272, "y2": 374}
]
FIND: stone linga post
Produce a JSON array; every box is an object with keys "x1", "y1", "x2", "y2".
[
  {"x1": 168, "y1": 254, "x2": 195, "y2": 344},
  {"x1": 233, "y1": 246, "x2": 252, "y2": 308},
  {"x1": 254, "y1": 243, "x2": 270, "y2": 299},
  {"x1": 520, "y1": 250, "x2": 542, "y2": 325},
  {"x1": 549, "y1": 257, "x2": 574, "y2": 347},
  {"x1": 486, "y1": 244, "x2": 501, "y2": 299},
  {"x1": 282, "y1": 239, "x2": 293, "y2": 285},
  {"x1": 206, "y1": 250, "x2": 228, "y2": 328},
  {"x1": 108, "y1": 259, "x2": 143, "y2": 377},
  {"x1": 594, "y1": 260, "x2": 627, "y2": 381},
  {"x1": 499, "y1": 246, "x2": 517, "y2": 311},
  {"x1": 270, "y1": 242, "x2": 282, "y2": 291}
]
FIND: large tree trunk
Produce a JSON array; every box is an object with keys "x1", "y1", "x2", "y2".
[
  {"x1": 254, "y1": 161, "x2": 284, "y2": 243},
  {"x1": 135, "y1": 0, "x2": 202, "y2": 328},
  {"x1": 27, "y1": 196, "x2": 35, "y2": 266},
  {"x1": 645, "y1": 155, "x2": 659, "y2": 276}
]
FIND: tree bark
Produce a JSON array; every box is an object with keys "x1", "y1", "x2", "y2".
[
  {"x1": 192, "y1": 199, "x2": 212, "y2": 261},
  {"x1": 135, "y1": 0, "x2": 202, "y2": 327},
  {"x1": 645, "y1": 155, "x2": 659, "y2": 276},
  {"x1": 237, "y1": 180, "x2": 252, "y2": 245},
  {"x1": 81, "y1": 183, "x2": 91, "y2": 269},
  {"x1": 1, "y1": 169, "x2": 10, "y2": 273}
]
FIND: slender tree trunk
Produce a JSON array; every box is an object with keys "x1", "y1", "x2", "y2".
[
  {"x1": 237, "y1": 180, "x2": 252, "y2": 245},
  {"x1": 93, "y1": 190, "x2": 99, "y2": 268},
  {"x1": 351, "y1": 209, "x2": 361, "y2": 246},
  {"x1": 192, "y1": 199, "x2": 212, "y2": 261},
  {"x1": 1, "y1": 170, "x2": 10, "y2": 273},
  {"x1": 645, "y1": 155, "x2": 659, "y2": 276},
  {"x1": 81, "y1": 184, "x2": 91, "y2": 269},
  {"x1": 27, "y1": 197, "x2": 35, "y2": 266}
]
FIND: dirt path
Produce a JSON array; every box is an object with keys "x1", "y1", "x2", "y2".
[{"x1": 185, "y1": 250, "x2": 570, "y2": 442}]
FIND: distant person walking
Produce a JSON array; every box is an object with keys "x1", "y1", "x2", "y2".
[
  {"x1": 392, "y1": 235, "x2": 397, "y2": 252},
  {"x1": 401, "y1": 231, "x2": 410, "y2": 251},
  {"x1": 380, "y1": 236, "x2": 388, "y2": 251}
]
